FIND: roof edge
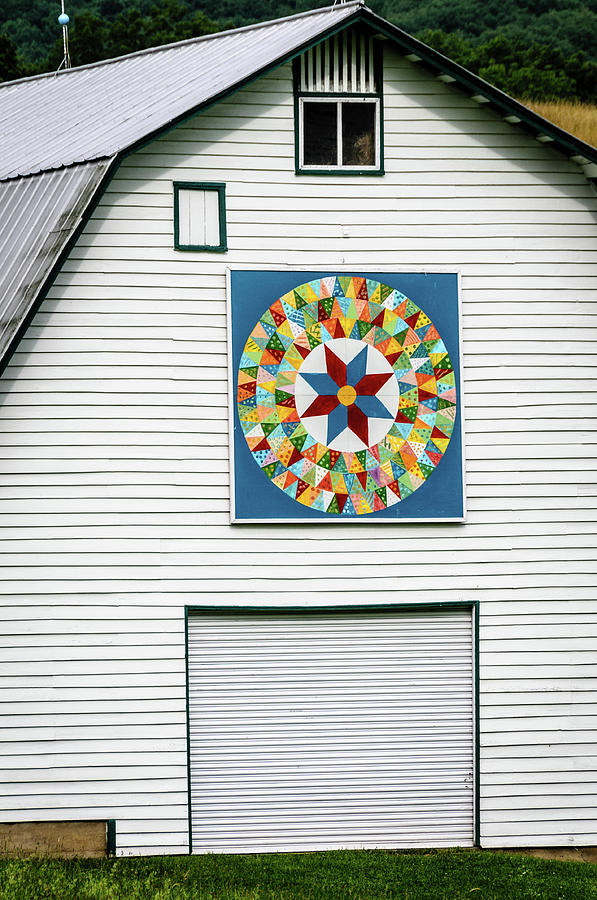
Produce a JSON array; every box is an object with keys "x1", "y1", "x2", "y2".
[
  {"x1": 117, "y1": 4, "x2": 370, "y2": 166},
  {"x1": 357, "y1": 7, "x2": 597, "y2": 165},
  {"x1": 0, "y1": 155, "x2": 117, "y2": 184},
  {"x1": 0, "y1": 155, "x2": 119, "y2": 373}
]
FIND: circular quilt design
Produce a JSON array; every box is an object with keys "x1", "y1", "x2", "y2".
[{"x1": 236, "y1": 276, "x2": 457, "y2": 516}]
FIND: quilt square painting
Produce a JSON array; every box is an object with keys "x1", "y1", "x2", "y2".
[{"x1": 230, "y1": 271, "x2": 463, "y2": 521}]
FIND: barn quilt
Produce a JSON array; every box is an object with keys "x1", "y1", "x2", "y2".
[{"x1": 229, "y1": 271, "x2": 463, "y2": 521}]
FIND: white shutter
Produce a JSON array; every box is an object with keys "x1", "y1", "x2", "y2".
[
  {"x1": 188, "y1": 608, "x2": 474, "y2": 853},
  {"x1": 177, "y1": 187, "x2": 221, "y2": 247}
]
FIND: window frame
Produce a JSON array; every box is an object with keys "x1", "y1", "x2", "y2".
[
  {"x1": 293, "y1": 41, "x2": 384, "y2": 176},
  {"x1": 297, "y1": 95, "x2": 382, "y2": 173},
  {"x1": 173, "y1": 181, "x2": 227, "y2": 252}
]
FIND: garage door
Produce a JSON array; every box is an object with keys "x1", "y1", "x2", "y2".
[{"x1": 187, "y1": 606, "x2": 475, "y2": 853}]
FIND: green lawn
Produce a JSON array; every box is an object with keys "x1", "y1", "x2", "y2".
[{"x1": 0, "y1": 849, "x2": 595, "y2": 900}]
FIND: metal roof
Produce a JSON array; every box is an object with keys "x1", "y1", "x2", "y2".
[
  {"x1": 0, "y1": 2, "x2": 363, "y2": 181},
  {"x1": 0, "y1": 160, "x2": 113, "y2": 363}
]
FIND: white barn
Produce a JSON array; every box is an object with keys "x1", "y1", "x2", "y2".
[{"x1": 1, "y1": 1, "x2": 597, "y2": 857}]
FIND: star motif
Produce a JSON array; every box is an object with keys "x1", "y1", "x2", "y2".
[{"x1": 299, "y1": 344, "x2": 395, "y2": 447}]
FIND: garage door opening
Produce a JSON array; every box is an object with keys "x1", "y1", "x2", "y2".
[{"x1": 187, "y1": 605, "x2": 475, "y2": 853}]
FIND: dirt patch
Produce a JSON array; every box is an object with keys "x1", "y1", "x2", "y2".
[{"x1": 0, "y1": 820, "x2": 108, "y2": 858}]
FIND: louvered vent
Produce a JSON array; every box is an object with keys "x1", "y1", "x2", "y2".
[
  {"x1": 299, "y1": 31, "x2": 377, "y2": 94},
  {"x1": 188, "y1": 609, "x2": 475, "y2": 853}
]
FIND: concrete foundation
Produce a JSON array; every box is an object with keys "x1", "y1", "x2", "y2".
[{"x1": 0, "y1": 820, "x2": 109, "y2": 858}]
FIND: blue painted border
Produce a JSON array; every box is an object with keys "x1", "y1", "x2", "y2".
[{"x1": 231, "y1": 270, "x2": 463, "y2": 521}]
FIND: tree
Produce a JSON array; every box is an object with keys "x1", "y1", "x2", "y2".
[
  {"x1": 417, "y1": 29, "x2": 597, "y2": 102},
  {"x1": 0, "y1": 32, "x2": 25, "y2": 81},
  {"x1": 44, "y1": 10, "x2": 108, "y2": 69}
]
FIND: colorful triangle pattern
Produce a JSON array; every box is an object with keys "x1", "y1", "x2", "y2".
[{"x1": 237, "y1": 277, "x2": 457, "y2": 516}]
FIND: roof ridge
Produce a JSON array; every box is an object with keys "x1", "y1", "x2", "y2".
[{"x1": 0, "y1": 1, "x2": 365, "y2": 90}]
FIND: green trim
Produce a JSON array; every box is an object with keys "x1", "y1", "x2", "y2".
[
  {"x1": 185, "y1": 600, "x2": 480, "y2": 849},
  {"x1": 377, "y1": 42, "x2": 385, "y2": 176},
  {"x1": 186, "y1": 601, "x2": 475, "y2": 615},
  {"x1": 474, "y1": 599, "x2": 481, "y2": 847},
  {"x1": 173, "y1": 181, "x2": 227, "y2": 252},
  {"x1": 184, "y1": 606, "x2": 193, "y2": 854},
  {"x1": 296, "y1": 97, "x2": 383, "y2": 175},
  {"x1": 6, "y1": 2, "x2": 597, "y2": 166},
  {"x1": 293, "y1": 67, "x2": 300, "y2": 174},
  {"x1": 296, "y1": 90, "x2": 380, "y2": 98},
  {"x1": 294, "y1": 168, "x2": 385, "y2": 176},
  {"x1": 106, "y1": 819, "x2": 116, "y2": 856}
]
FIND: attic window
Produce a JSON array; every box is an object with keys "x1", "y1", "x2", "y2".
[
  {"x1": 174, "y1": 182, "x2": 227, "y2": 251},
  {"x1": 295, "y1": 30, "x2": 383, "y2": 174}
]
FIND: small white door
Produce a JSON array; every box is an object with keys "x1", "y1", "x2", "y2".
[{"x1": 188, "y1": 607, "x2": 474, "y2": 853}]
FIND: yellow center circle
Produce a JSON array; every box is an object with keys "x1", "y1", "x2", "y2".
[{"x1": 337, "y1": 385, "x2": 357, "y2": 406}]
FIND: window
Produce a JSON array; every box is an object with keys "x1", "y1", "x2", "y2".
[
  {"x1": 301, "y1": 98, "x2": 379, "y2": 168},
  {"x1": 174, "y1": 182, "x2": 227, "y2": 251},
  {"x1": 295, "y1": 30, "x2": 383, "y2": 174}
]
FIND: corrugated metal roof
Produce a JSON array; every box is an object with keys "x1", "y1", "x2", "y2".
[
  {"x1": 0, "y1": 2, "x2": 363, "y2": 180},
  {"x1": 0, "y1": 160, "x2": 113, "y2": 362}
]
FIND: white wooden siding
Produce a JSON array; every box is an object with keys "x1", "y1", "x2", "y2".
[{"x1": 1, "y1": 46, "x2": 597, "y2": 852}]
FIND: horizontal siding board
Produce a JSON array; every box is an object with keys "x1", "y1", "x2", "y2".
[
  {"x1": 0, "y1": 577, "x2": 595, "y2": 597},
  {"x1": 1, "y1": 538, "x2": 597, "y2": 556},
  {"x1": 0, "y1": 548, "x2": 596, "y2": 568},
  {"x1": 91, "y1": 204, "x2": 596, "y2": 223},
  {"x1": 0, "y1": 563, "x2": 595, "y2": 582},
  {"x1": 3, "y1": 767, "x2": 187, "y2": 783},
  {"x1": 483, "y1": 780, "x2": 597, "y2": 794}
]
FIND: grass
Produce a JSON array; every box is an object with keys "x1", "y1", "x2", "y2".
[
  {"x1": 0, "y1": 849, "x2": 596, "y2": 900},
  {"x1": 518, "y1": 98, "x2": 597, "y2": 147}
]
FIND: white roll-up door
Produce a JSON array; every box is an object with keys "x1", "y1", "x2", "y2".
[{"x1": 188, "y1": 607, "x2": 475, "y2": 853}]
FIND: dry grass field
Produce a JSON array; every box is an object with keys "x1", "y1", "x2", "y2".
[{"x1": 520, "y1": 99, "x2": 597, "y2": 147}]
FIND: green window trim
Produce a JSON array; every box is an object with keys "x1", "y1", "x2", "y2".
[
  {"x1": 296, "y1": 96, "x2": 384, "y2": 175},
  {"x1": 173, "y1": 181, "x2": 227, "y2": 252},
  {"x1": 293, "y1": 37, "x2": 384, "y2": 176}
]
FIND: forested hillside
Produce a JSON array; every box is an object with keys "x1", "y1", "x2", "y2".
[{"x1": 1, "y1": 0, "x2": 597, "y2": 103}]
